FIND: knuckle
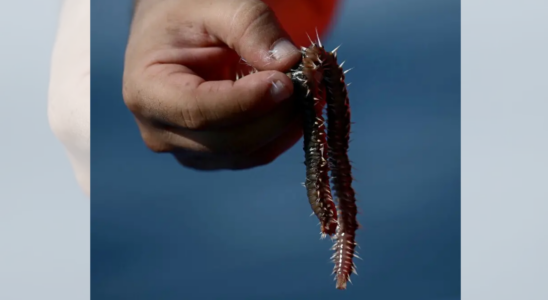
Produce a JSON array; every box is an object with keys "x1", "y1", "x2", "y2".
[
  {"x1": 184, "y1": 97, "x2": 209, "y2": 130},
  {"x1": 140, "y1": 129, "x2": 173, "y2": 153},
  {"x1": 122, "y1": 79, "x2": 143, "y2": 114},
  {"x1": 243, "y1": 1, "x2": 273, "y2": 21}
]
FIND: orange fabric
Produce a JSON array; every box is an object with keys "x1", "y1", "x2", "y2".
[{"x1": 263, "y1": 0, "x2": 341, "y2": 47}]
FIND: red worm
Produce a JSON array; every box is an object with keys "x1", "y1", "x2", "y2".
[
  {"x1": 290, "y1": 34, "x2": 359, "y2": 290},
  {"x1": 322, "y1": 47, "x2": 359, "y2": 290},
  {"x1": 236, "y1": 34, "x2": 359, "y2": 289},
  {"x1": 295, "y1": 46, "x2": 339, "y2": 237}
]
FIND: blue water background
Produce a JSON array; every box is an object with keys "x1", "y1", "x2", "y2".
[{"x1": 92, "y1": 0, "x2": 460, "y2": 299}]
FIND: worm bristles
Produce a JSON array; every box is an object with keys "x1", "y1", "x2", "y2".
[
  {"x1": 315, "y1": 27, "x2": 323, "y2": 47},
  {"x1": 305, "y1": 32, "x2": 315, "y2": 45},
  {"x1": 294, "y1": 46, "x2": 339, "y2": 237},
  {"x1": 287, "y1": 41, "x2": 359, "y2": 290}
]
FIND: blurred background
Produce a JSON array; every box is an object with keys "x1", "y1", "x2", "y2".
[
  {"x1": 0, "y1": 1, "x2": 89, "y2": 300},
  {"x1": 92, "y1": 0, "x2": 460, "y2": 299}
]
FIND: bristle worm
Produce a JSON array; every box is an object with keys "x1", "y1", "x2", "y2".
[
  {"x1": 289, "y1": 38, "x2": 359, "y2": 290},
  {"x1": 233, "y1": 36, "x2": 359, "y2": 290}
]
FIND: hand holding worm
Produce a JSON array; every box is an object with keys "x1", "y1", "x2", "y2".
[
  {"x1": 124, "y1": 0, "x2": 308, "y2": 170},
  {"x1": 126, "y1": 0, "x2": 357, "y2": 290}
]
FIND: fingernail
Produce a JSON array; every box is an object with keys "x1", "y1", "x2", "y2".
[
  {"x1": 270, "y1": 38, "x2": 299, "y2": 60},
  {"x1": 270, "y1": 80, "x2": 292, "y2": 102}
]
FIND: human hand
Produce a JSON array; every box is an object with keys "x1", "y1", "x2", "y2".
[
  {"x1": 48, "y1": 0, "x2": 90, "y2": 195},
  {"x1": 123, "y1": 0, "x2": 304, "y2": 170}
]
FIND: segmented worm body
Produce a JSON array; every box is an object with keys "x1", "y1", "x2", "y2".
[
  {"x1": 234, "y1": 35, "x2": 359, "y2": 290},
  {"x1": 293, "y1": 47, "x2": 338, "y2": 237},
  {"x1": 289, "y1": 36, "x2": 359, "y2": 290}
]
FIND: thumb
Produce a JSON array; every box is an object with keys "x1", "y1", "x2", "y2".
[{"x1": 201, "y1": 0, "x2": 301, "y2": 71}]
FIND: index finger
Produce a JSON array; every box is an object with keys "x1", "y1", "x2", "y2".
[{"x1": 132, "y1": 64, "x2": 295, "y2": 130}]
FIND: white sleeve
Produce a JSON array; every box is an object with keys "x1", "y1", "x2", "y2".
[{"x1": 48, "y1": 0, "x2": 90, "y2": 195}]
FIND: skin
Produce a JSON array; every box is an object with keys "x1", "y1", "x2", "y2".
[
  {"x1": 46, "y1": 0, "x2": 338, "y2": 194},
  {"x1": 45, "y1": 0, "x2": 339, "y2": 194},
  {"x1": 124, "y1": 0, "x2": 336, "y2": 170},
  {"x1": 48, "y1": 0, "x2": 90, "y2": 196}
]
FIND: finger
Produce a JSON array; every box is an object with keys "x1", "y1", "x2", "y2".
[
  {"x1": 173, "y1": 117, "x2": 303, "y2": 171},
  {"x1": 230, "y1": 116, "x2": 303, "y2": 169},
  {"x1": 173, "y1": 151, "x2": 230, "y2": 171},
  {"x1": 136, "y1": 64, "x2": 295, "y2": 130},
  {"x1": 146, "y1": 47, "x2": 242, "y2": 81},
  {"x1": 163, "y1": 94, "x2": 300, "y2": 156},
  {"x1": 192, "y1": 69, "x2": 295, "y2": 129},
  {"x1": 200, "y1": 0, "x2": 301, "y2": 71}
]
